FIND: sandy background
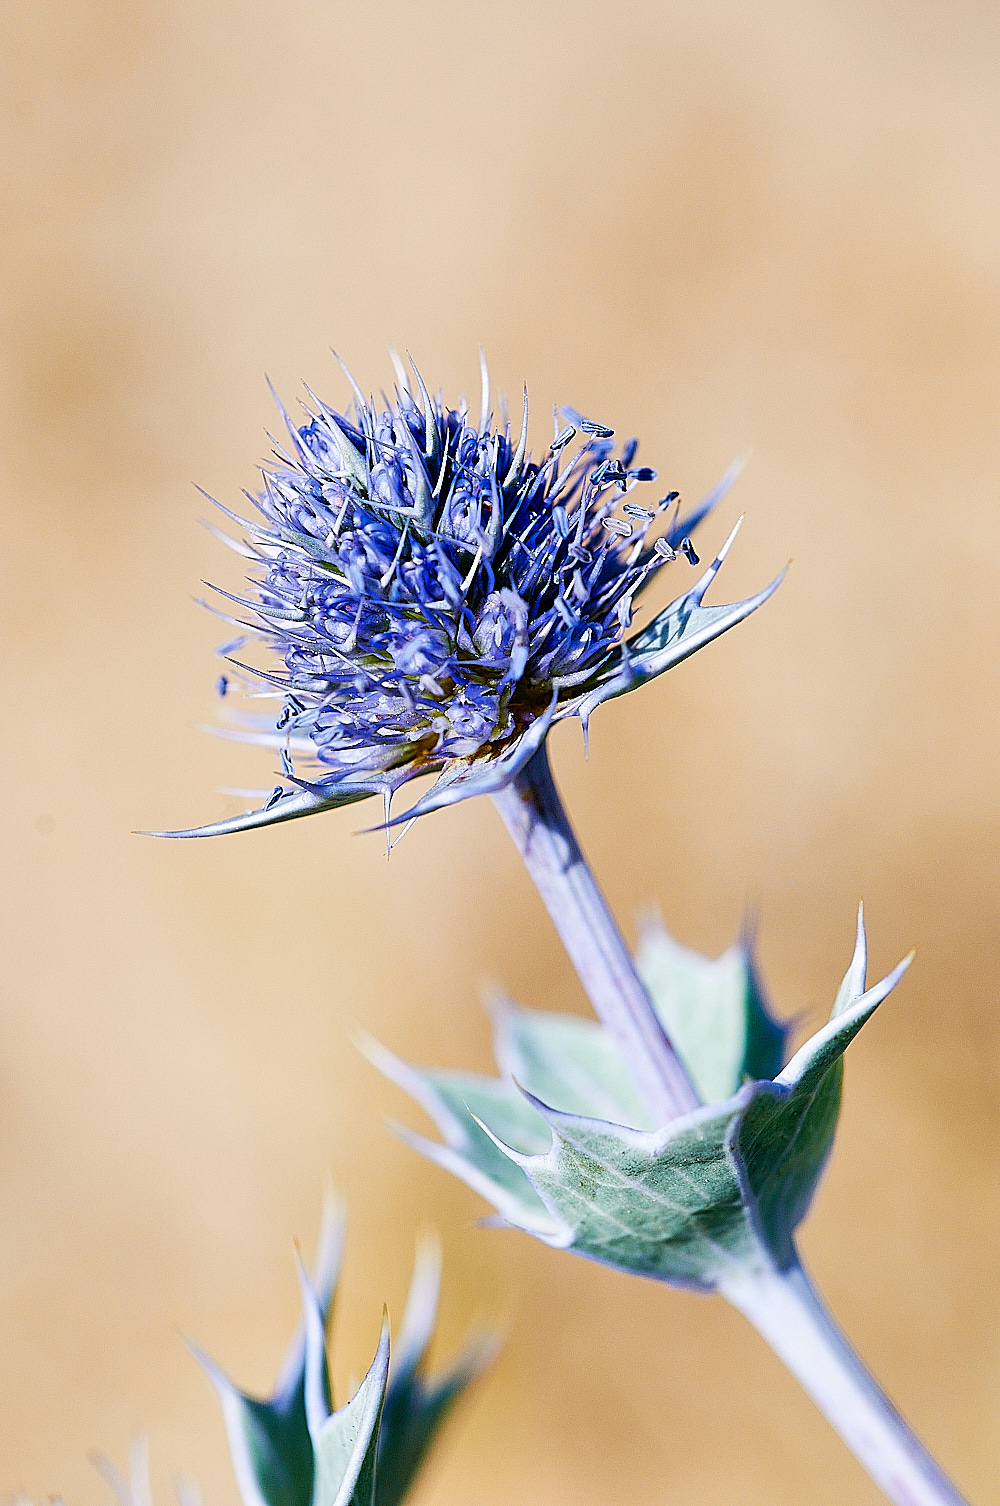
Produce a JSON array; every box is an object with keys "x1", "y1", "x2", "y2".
[{"x1": 2, "y1": 2, "x2": 999, "y2": 1502}]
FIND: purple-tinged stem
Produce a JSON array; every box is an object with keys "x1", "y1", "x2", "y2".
[
  {"x1": 491, "y1": 743, "x2": 700, "y2": 1124},
  {"x1": 722, "y1": 1258, "x2": 970, "y2": 1506}
]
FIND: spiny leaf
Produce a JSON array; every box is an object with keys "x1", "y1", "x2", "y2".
[
  {"x1": 636, "y1": 919, "x2": 788, "y2": 1103},
  {"x1": 310, "y1": 1317, "x2": 390, "y2": 1506},
  {"x1": 738, "y1": 913, "x2": 912, "y2": 1264},
  {"x1": 189, "y1": 1194, "x2": 345, "y2": 1506},
  {"x1": 375, "y1": 1237, "x2": 496, "y2": 1506},
  {"x1": 491, "y1": 993, "x2": 652, "y2": 1128},
  {"x1": 357, "y1": 1033, "x2": 557, "y2": 1234},
  {"x1": 372, "y1": 914, "x2": 910, "y2": 1287}
]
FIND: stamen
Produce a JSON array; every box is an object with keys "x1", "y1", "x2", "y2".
[
  {"x1": 654, "y1": 538, "x2": 677, "y2": 561},
  {"x1": 591, "y1": 459, "x2": 627, "y2": 490}
]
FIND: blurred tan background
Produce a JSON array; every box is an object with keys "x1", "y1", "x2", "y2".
[{"x1": 2, "y1": 1, "x2": 999, "y2": 1502}]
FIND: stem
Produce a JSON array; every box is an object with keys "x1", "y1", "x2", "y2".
[
  {"x1": 722, "y1": 1257, "x2": 969, "y2": 1506},
  {"x1": 492, "y1": 743, "x2": 699, "y2": 1124}
]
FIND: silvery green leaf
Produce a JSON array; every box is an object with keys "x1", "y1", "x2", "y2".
[
  {"x1": 189, "y1": 1193, "x2": 345, "y2": 1506},
  {"x1": 309, "y1": 1310, "x2": 390, "y2": 1506},
  {"x1": 736, "y1": 909, "x2": 912, "y2": 1266},
  {"x1": 375, "y1": 1237, "x2": 497, "y2": 1506},
  {"x1": 491, "y1": 993, "x2": 652, "y2": 1128},
  {"x1": 635, "y1": 920, "x2": 788, "y2": 1104},
  {"x1": 374, "y1": 913, "x2": 910, "y2": 1288},
  {"x1": 357, "y1": 1034, "x2": 558, "y2": 1236}
]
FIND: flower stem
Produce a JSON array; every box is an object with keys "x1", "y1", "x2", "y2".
[
  {"x1": 722, "y1": 1257, "x2": 970, "y2": 1506},
  {"x1": 492, "y1": 743, "x2": 700, "y2": 1124}
]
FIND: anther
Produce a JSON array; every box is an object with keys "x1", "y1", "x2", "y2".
[
  {"x1": 623, "y1": 503, "x2": 655, "y2": 521},
  {"x1": 680, "y1": 537, "x2": 700, "y2": 565},
  {"x1": 216, "y1": 674, "x2": 229, "y2": 697},
  {"x1": 601, "y1": 517, "x2": 632, "y2": 538},
  {"x1": 552, "y1": 504, "x2": 570, "y2": 539},
  {"x1": 591, "y1": 459, "x2": 627, "y2": 489},
  {"x1": 264, "y1": 786, "x2": 284, "y2": 810},
  {"x1": 579, "y1": 419, "x2": 614, "y2": 438},
  {"x1": 551, "y1": 424, "x2": 576, "y2": 452},
  {"x1": 628, "y1": 466, "x2": 657, "y2": 482},
  {"x1": 567, "y1": 541, "x2": 592, "y2": 563},
  {"x1": 280, "y1": 749, "x2": 295, "y2": 777},
  {"x1": 654, "y1": 538, "x2": 677, "y2": 561}
]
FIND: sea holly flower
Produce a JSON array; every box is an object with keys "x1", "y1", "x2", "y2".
[
  {"x1": 363, "y1": 908, "x2": 905, "y2": 1287},
  {"x1": 187, "y1": 1196, "x2": 496, "y2": 1506},
  {"x1": 164, "y1": 353, "x2": 782, "y2": 837}
]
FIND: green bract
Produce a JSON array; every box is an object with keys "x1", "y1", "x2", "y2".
[
  {"x1": 368, "y1": 910, "x2": 909, "y2": 1289},
  {"x1": 189, "y1": 1198, "x2": 495, "y2": 1506}
]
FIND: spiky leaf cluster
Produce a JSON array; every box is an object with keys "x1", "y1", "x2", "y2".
[
  {"x1": 369, "y1": 911, "x2": 909, "y2": 1289},
  {"x1": 170, "y1": 356, "x2": 781, "y2": 837},
  {"x1": 189, "y1": 1200, "x2": 494, "y2": 1506}
]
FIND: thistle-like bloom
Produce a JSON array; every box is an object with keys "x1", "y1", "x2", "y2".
[{"x1": 169, "y1": 354, "x2": 782, "y2": 837}]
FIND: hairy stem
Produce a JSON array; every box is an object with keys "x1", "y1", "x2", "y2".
[
  {"x1": 492, "y1": 743, "x2": 699, "y2": 1124},
  {"x1": 722, "y1": 1257, "x2": 970, "y2": 1506}
]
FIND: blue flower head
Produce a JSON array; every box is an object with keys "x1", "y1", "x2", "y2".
[{"x1": 170, "y1": 353, "x2": 783, "y2": 837}]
